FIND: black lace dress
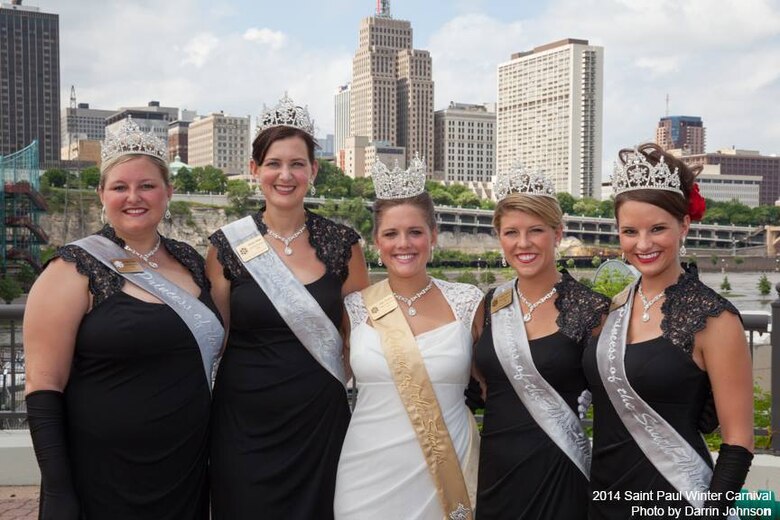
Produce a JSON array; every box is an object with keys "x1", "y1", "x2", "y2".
[
  {"x1": 56, "y1": 226, "x2": 215, "y2": 519},
  {"x1": 208, "y1": 210, "x2": 360, "y2": 520},
  {"x1": 475, "y1": 272, "x2": 609, "y2": 520},
  {"x1": 583, "y1": 266, "x2": 739, "y2": 519}
]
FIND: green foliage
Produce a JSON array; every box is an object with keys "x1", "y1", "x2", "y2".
[
  {"x1": 455, "y1": 270, "x2": 478, "y2": 285},
  {"x1": 315, "y1": 198, "x2": 373, "y2": 239},
  {"x1": 429, "y1": 189, "x2": 455, "y2": 206},
  {"x1": 479, "y1": 199, "x2": 496, "y2": 210},
  {"x1": 429, "y1": 268, "x2": 447, "y2": 280},
  {"x1": 226, "y1": 180, "x2": 255, "y2": 217},
  {"x1": 704, "y1": 385, "x2": 771, "y2": 451},
  {"x1": 350, "y1": 177, "x2": 375, "y2": 200},
  {"x1": 591, "y1": 255, "x2": 602, "y2": 268},
  {"x1": 479, "y1": 271, "x2": 496, "y2": 285},
  {"x1": 556, "y1": 192, "x2": 576, "y2": 214},
  {"x1": 191, "y1": 166, "x2": 227, "y2": 193},
  {"x1": 0, "y1": 275, "x2": 22, "y2": 304},
  {"x1": 758, "y1": 273, "x2": 772, "y2": 296},
  {"x1": 168, "y1": 200, "x2": 192, "y2": 218},
  {"x1": 42, "y1": 168, "x2": 71, "y2": 188},
  {"x1": 733, "y1": 256, "x2": 744, "y2": 265},
  {"x1": 40, "y1": 246, "x2": 57, "y2": 265},
  {"x1": 720, "y1": 276, "x2": 732, "y2": 291},
  {"x1": 173, "y1": 167, "x2": 198, "y2": 193},
  {"x1": 15, "y1": 263, "x2": 37, "y2": 288},
  {"x1": 579, "y1": 276, "x2": 593, "y2": 288},
  {"x1": 591, "y1": 270, "x2": 633, "y2": 298},
  {"x1": 710, "y1": 255, "x2": 719, "y2": 266},
  {"x1": 566, "y1": 258, "x2": 576, "y2": 269},
  {"x1": 80, "y1": 166, "x2": 101, "y2": 189},
  {"x1": 455, "y1": 191, "x2": 481, "y2": 208}
]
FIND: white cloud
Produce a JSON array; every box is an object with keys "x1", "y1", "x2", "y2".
[
  {"x1": 243, "y1": 28, "x2": 288, "y2": 50},
  {"x1": 182, "y1": 33, "x2": 220, "y2": 68}
]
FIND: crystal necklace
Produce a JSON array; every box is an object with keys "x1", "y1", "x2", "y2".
[
  {"x1": 393, "y1": 278, "x2": 434, "y2": 317},
  {"x1": 637, "y1": 284, "x2": 665, "y2": 322},
  {"x1": 517, "y1": 281, "x2": 558, "y2": 323},
  {"x1": 265, "y1": 222, "x2": 306, "y2": 256},
  {"x1": 124, "y1": 235, "x2": 161, "y2": 269}
]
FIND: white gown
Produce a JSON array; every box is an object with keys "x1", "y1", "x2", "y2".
[{"x1": 334, "y1": 279, "x2": 483, "y2": 520}]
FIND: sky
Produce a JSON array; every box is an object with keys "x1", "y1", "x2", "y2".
[{"x1": 27, "y1": 0, "x2": 780, "y2": 175}]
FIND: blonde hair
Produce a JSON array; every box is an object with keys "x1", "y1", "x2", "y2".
[
  {"x1": 99, "y1": 154, "x2": 170, "y2": 189},
  {"x1": 493, "y1": 193, "x2": 562, "y2": 231}
]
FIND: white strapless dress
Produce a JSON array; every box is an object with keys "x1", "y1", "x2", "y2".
[{"x1": 334, "y1": 279, "x2": 483, "y2": 520}]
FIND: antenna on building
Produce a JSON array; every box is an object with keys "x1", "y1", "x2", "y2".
[
  {"x1": 70, "y1": 85, "x2": 76, "y2": 109},
  {"x1": 665, "y1": 93, "x2": 669, "y2": 117},
  {"x1": 376, "y1": 0, "x2": 391, "y2": 18}
]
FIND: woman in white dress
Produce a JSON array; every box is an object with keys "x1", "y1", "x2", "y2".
[{"x1": 334, "y1": 157, "x2": 484, "y2": 520}]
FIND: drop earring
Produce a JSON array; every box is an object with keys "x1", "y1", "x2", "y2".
[
  {"x1": 680, "y1": 239, "x2": 687, "y2": 257},
  {"x1": 377, "y1": 255, "x2": 383, "y2": 267},
  {"x1": 100, "y1": 206, "x2": 107, "y2": 225},
  {"x1": 501, "y1": 252, "x2": 507, "y2": 268}
]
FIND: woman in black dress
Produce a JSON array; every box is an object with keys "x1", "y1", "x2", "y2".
[
  {"x1": 475, "y1": 167, "x2": 609, "y2": 519},
  {"x1": 23, "y1": 117, "x2": 222, "y2": 519},
  {"x1": 584, "y1": 143, "x2": 753, "y2": 519},
  {"x1": 207, "y1": 93, "x2": 369, "y2": 519}
]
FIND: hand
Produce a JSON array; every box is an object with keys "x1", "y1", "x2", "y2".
[{"x1": 577, "y1": 389, "x2": 592, "y2": 420}]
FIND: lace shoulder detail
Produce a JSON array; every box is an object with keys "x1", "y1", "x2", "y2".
[
  {"x1": 210, "y1": 210, "x2": 361, "y2": 283},
  {"x1": 209, "y1": 228, "x2": 244, "y2": 281},
  {"x1": 344, "y1": 291, "x2": 369, "y2": 331},
  {"x1": 661, "y1": 267, "x2": 740, "y2": 355},
  {"x1": 55, "y1": 241, "x2": 123, "y2": 308},
  {"x1": 305, "y1": 211, "x2": 361, "y2": 282},
  {"x1": 161, "y1": 236, "x2": 209, "y2": 291},
  {"x1": 554, "y1": 270, "x2": 610, "y2": 345},
  {"x1": 433, "y1": 278, "x2": 483, "y2": 329}
]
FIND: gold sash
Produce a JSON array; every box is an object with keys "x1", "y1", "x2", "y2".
[{"x1": 362, "y1": 280, "x2": 473, "y2": 520}]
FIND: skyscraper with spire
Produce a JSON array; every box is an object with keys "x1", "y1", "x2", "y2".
[{"x1": 349, "y1": 0, "x2": 434, "y2": 176}]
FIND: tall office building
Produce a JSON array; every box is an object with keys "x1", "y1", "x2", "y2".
[
  {"x1": 0, "y1": 1, "x2": 60, "y2": 165},
  {"x1": 350, "y1": 1, "x2": 434, "y2": 171},
  {"x1": 334, "y1": 83, "x2": 350, "y2": 167},
  {"x1": 656, "y1": 115, "x2": 705, "y2": 155},
  {"x1": 188, "y1": 112, "x2": 250, "y2": 177},
  {"x1": 497, "y1": 39, "x2": 603, "y2": 198},
  {"x1": 434, "y1": 102, "x2": 495, "y2": 184},
  {"x1": 61, "y1": 102, "x2": 115, "y2": 145}
]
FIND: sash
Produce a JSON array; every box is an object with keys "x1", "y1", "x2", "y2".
[
  {"x1": 73, "y1": 235, "x2": 224, "y2": 390},
  {"x1": 362, "y1": 280, "x2": 472, "y2": 520},
  {"x1": 596, "y1": 281, "x2": 718, "y2": 510},
  {"x1": 220, "y1": 216, "x2": 346, "y2": 387},
  {"x1": 490, "y1": 279, "x2": 591, "y2": 479}
]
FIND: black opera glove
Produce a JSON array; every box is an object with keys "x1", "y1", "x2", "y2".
[
  {"x1": 26, "y1": 390, "x2": 80, "y2": 520},
  {"x1": 702, "y1": 443, "x2": 753, "y2": 518}
]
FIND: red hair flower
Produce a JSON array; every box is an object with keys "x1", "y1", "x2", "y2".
[{"x1": 688, "y1": 182, "x2": 706, "y2": 221}]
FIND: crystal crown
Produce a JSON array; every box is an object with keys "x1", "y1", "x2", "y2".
[
  {"x1": 611, "y1": 148, "x2": 682, "y2": 197},
  {"x1": 494, "y1": 161, "x2": 557, "y2": 201},
  {"x1": 371, "y1": 153, "x2": 427, "y2": 200},
  {"x1": 256, "y1": 92, "x2": 315, "y2": 136},
  {"x1": 101, "y1": 116, "x2": 167, "y2": 163}
]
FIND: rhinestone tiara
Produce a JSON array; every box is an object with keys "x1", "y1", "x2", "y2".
[
  {"x1": 256, "y1": 92, "x2": 315, "y2": 136},
  {"x1": 611, "y1": 148, "x2": 683, "y2": 197},
  {"x1": 371, "y1": 153, "x2": 427, "y2": 200},
  {"x1": 494, "y1": 161, "x2": 557, "y2": 201},
  {"x1": 101, "y1": 116, "x2": 167, "y2": 164}
]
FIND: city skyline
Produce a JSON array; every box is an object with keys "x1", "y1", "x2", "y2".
[{"x1": 19, "y1": 0, "x2": 780, "y2": 177}]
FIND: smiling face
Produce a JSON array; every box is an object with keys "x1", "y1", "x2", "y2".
[
  {"x1": 374, "y1": 203, "x2": 436, "y2": 280},
  {"x1": 498, "y1": 209, "x2": 562, "y2": 279},
  {"x1": 98, "y1": 155, "x2": 172, "y2": 235},
  {"x1": 617, "y1": 200, "x2": 690, "y2": 280},
  {"x1": 252, "y1": 135, "x2": 317, "y2": 211}
]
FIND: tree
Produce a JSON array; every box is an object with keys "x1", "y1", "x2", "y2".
[
  {"x1": 15, "y1": 263, "x2": 37, "y2": 289},
  {"x1": 351, "y1": 177, "x2": 375, "y2": 200},
  {"x1": 80, "y1": 166, "x2": 101, "y2": 189},
  {"x1": 430, "y1": 190, "x2": 454, "y2": 206},
  {"x1": 227, "y1": 180, "x2": 254, "y2": 217},
  {"x1": 720, "y1": 276, "x2": 731, "y2": 292},
  {"x1": 572, "y1": 197, "x2": 602, "y2": 217},
  {"x1": 42, "y1": 168, "x2": 70, "y2": 188},
  {"x1": 193, "y1": 166, "x2": 227, "y2": 193},
  {"x1": 0, "y1": 275, "x2": 22, "y2": 304},
  {"x1": 447, "y1": 184, "x2": 469, "y2": 198},
  {"x1": 556, "y1": 192, "x2": 576, "y2": 214},
  {"x1": 479, "y1": 199, "x2": 496, "y2": 210},
  {"x1": 455, "y1": 191, "x2": 480, "y2": 208},
  {"x1": 758, "y1": 273, "x2": 772, "y2": 296},
  {"x1": 173, "y1": 167, "x2": 198, "y2": 193}
]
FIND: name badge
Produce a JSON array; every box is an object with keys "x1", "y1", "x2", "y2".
[
  {"x1": 491, "y1": 289, "x2": 513, "y2": 313},
  {"x1": 236, "y1": 235, "x2": 269, "y2": 262},
  {"x1": 368, "y1": 294, "x2": 398, "y2": 321},
  {"x1": 111, "y1": 258, "x2": 144, "y2": 273}
]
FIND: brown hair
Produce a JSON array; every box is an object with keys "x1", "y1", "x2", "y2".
[
  {"x1": 372, "y1": 193, "x2": 436, "y2": 236},
  {"x1": 99, "y1": 154, "x2": 170, "y2": 189},
  {"x1": 614, "y1": 143, "x2": 701, "y2": 222},
  {"x1": 493, "y1": 193, "x2": 563, "y2": 231},
  {"x1": 252, "y1": 126, "x2": 318, "y2": 165}
]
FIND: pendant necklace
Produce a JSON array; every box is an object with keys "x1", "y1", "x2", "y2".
[
  {"x1": 124, "y1": 236, "x2": 162, "y2": 269},
  {"x1": 265, "y1": 222, "x2": 306, "y2": 256},
  {"x1": 393, "y1": 278, "x2": 434, "y2": 317},
  {"x1": 517, "y1": 281, "x2": 558, "y2": 322},
  {"x1": 637, "y1": 284, "x2": 665, "y2": 322}
]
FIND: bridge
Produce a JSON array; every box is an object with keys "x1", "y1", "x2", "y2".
[{"x1": 172, "y1": 193, "x2": 765, "y2": 250}]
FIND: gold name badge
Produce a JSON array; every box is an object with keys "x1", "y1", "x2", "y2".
[
  {"x1": 368, "y1": 294, "x2": 398, "y2": 321},
  {"x1": 236, "y1": 235, "x2": 269, "y2": 262},
  {"x1": 491, "y1": 289, "x2": 513, "y2": 313},
  {"x1": 111, "y1": 258, "x2": 144, "y2": 274}
]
